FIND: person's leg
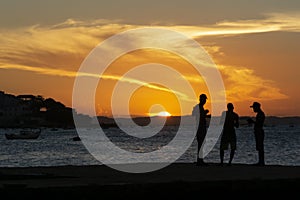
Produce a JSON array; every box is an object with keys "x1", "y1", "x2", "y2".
[
  {"x1": 260, "y1": 131, "x2": 265, "y2": 165},
  {"x1": 197, "y1": 140, "x2": 202, "y2": 163},
  {"x1": 254, "y1": 133, "x2": 260, "y2": 164},
  {"x1": 196, "y1": 136, "x2": 203, "y2": 164},
  {"x1": 229, "y1": 150, "x2": 235, "y2": 165},
  {"x1": 196, "y1": 130, "x2": 207, "y2": 165},
  {"x1": 229, "y1": 133, "x2": 236, "y2": 165},
  {"x1": 219, "y1": 133, "x2": 227, "y2": 165},
  {"x1": 258, "y1": 150, "x2": 265, "y2": 165},
  {"x1": 256, "y1": 131, "x2": 265, "y2": 166},
  {"x1": 220, "y1": 150, "x2": 224, "y2": 165}
]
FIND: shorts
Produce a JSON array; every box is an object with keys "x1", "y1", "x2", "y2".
[
  {"x1": 196, "y1": 128, "x2": 207, "y2": 145},
  {"x1": 220, "y1": 130, "x2": 236, "y2": 150}
]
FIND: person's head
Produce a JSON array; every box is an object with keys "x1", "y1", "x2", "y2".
[
  {"x1": 250, "y1": 102, "x2": 261, "y2": 113},
  {"x1": 227, "y1": 103, "x2": 234, "y2": 112},
  {"x1": 199, "y1": 94, "x2": 207, "y2": 105}
]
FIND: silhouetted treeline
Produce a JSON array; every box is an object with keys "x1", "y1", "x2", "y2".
[{"x1": 0, "y1": 91, "x2": 90, "y2": 128}]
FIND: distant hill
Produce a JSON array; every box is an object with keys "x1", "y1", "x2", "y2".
[{"x1": 0, "y1": 91, "x2": 91, "y2": 128}]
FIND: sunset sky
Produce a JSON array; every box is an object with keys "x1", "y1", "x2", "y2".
[{"x1": 0, "y1": 0, "x2": 300, "y2": 117}]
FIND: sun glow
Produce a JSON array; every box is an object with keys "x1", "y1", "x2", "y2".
[
  {"x1": 157, "y1": 111, "x2": 172, "y2": 117},
  {"x1": 148, "y1": 111, "x2": 172, "y2": 117}
]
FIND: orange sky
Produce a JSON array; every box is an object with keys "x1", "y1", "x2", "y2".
[
  {"x1": 94, "y1": 49, "x2": 208, "y2": 117},
  {"x1": 0, "y1": 1, "x2": 300, "y2": 117}
]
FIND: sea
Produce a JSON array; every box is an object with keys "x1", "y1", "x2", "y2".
[{"x1": 0, "y1": 125, "x2": 299, "y2": 167}]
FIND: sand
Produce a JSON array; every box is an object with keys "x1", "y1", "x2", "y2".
[{"x1": 0, "y1": 163, "x2": 299, "y2": 199}]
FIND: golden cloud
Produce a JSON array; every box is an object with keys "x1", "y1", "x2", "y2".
[
  {"x1": 1, "y1": 12, "x2": 299, "y2": 68},
  {"x1": 218, "y1": 65, "x2": 288, "y2": 102},
  {"x1": 0, "y1": 63, "x2": 193, "y2": 102}
]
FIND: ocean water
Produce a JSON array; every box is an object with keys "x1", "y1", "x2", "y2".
[{"x1": 0, "y1": 125, "x2": 299, "y2": 167}]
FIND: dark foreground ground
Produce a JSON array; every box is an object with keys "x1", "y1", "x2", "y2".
[{"x1": 0, "y1": 163, "x2": 299, "y2": 199}]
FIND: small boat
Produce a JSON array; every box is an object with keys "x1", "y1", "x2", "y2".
[
  {"x1": 5, "y1": 129, "x2": 41, "y2": 140},
  {"x1": 72, "y1": 136, "x2": 81, "y2": 141}
]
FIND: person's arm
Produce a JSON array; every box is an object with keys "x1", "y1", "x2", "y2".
[
  {"x1": 205, "y1": 109, "x2": 211, "y2": 118},
  {"x1": 235, "y1": 114, "x2": 240, "y2": 128}
]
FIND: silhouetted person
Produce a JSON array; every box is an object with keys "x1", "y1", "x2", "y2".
[
  {"x1": 248, "y1": 102, "x2": 265, "y2": 166},
  {"x1": 220, "y1": 103, "x2": 239, "y2": 166},
  {"x1": 192, "y1": 94, "x2": 211, "y2": 166}
]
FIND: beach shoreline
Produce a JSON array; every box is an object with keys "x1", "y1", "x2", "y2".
[{"x1": 0, "y1": 163, "x2": 299, "y2": 198}]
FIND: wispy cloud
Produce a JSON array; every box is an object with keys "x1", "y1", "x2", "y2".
[
  {"x1": 218, "y1": 65, "x2": 288, "y2": 102},
  {"x1": 182, "y1": 74, "x2": 205, "y2": 83},
  {"x1": 173, "y1": 12, "x2": 300, "y2": 38},
  {"x1": 1, "y1": 12, "x2": 299, "y2": 68},
  {"x1": 0, "y1": 21, "x2": 131, "y2": 71},
  {"x1": 217, "y1": 13, "x2": 300, "y2": 32},
  {"x1": 0, "y1": 64, "x2": 193, "y2": 102}
]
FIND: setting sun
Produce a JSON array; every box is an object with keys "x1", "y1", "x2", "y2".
[
  {"x1": 148, "y1": 111, "x2": 172, "y2": 117},
  {"x1": 157, "y1": 111, "x2": 172, "y2": 117}
]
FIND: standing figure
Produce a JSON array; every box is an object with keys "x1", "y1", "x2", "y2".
[
  {"x1": 220, "y1": 103, "x2": 239, "y2": 166},
  {"x1": 248, "y1": 102, "x2": 265, "y2": 166},
  {"x1": 192, "y1": 94, "x2": 210, "y2": 166}
]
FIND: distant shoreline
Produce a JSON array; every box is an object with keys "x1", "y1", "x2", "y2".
[
  {"x1": 0, "y1": 115, "x2": 299, "y2": 128},
  {"x1": 97, "y1": 115, "x2": 300, "y2": 127},
  {"x1": 1, "y1": 91, "x2": 299, "y2": 128}
]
